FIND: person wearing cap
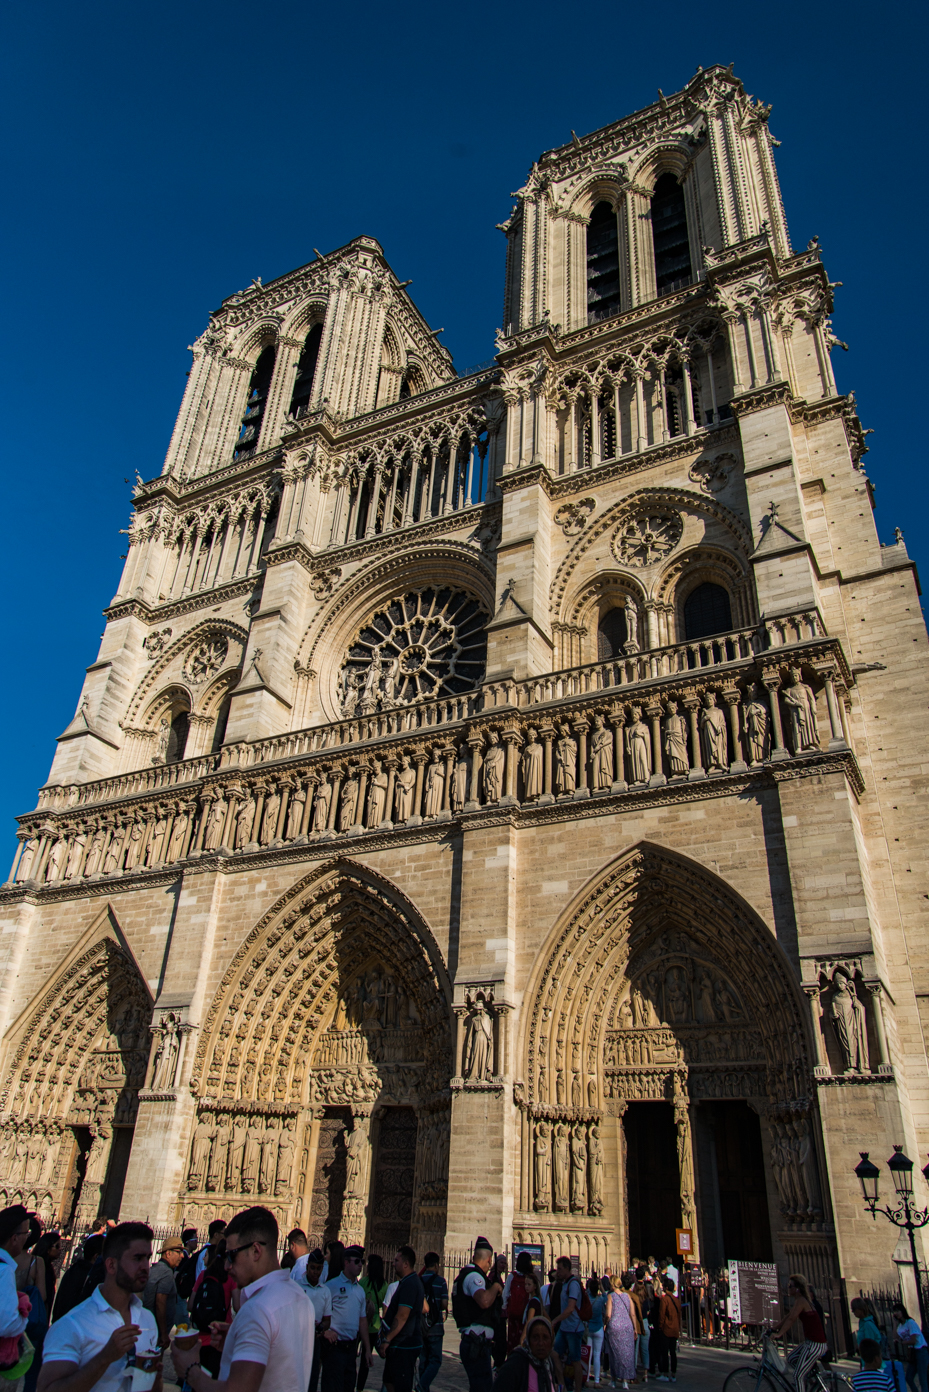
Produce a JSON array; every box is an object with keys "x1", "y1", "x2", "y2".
[
  {"x1": 453, "y1": 1238, "x2": 504, "y2": 1392},
  {"x1": 321, "y1": 1244, "x2": 372, "y2": 1392},
  {"x1": 142, "y1": 1235, "x2": 185, "y2": 1349},
  {"x1": 292, "y1": 1249, "x2": 332, "y2": 1392}
]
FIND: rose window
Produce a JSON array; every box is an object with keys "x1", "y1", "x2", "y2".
[
  {"x1": 611, "y1": 511, "x2": 683, "y2": 568},
  {"x1": 339, "y1": 588, "x2": 488, "y2": 713}
]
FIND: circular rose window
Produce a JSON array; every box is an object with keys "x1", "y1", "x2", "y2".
[{"x1": 339, "y1": 588, "x2": 488, "y2": 715}]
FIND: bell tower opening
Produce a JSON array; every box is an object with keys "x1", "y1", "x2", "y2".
[
  {"x1": 587, "y1": 202, "x2": 621, "y2": 323},
  {"x1": 651, "y1": 173, "x2": 692, "y2": 294},
  {"x1": 624, "y1": 1101, "x2": 682, "y2": 1260}
]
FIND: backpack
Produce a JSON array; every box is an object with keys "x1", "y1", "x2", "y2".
[
  {"x1": 190, "y1": 1274, "x2": 227, "y2": 1332},
  {"x1": 556, "y1": 1276, "x2": 591, "y2": 1323},
  {"x1": 452, "y1": 1265, "x2": 485, "y2": 1330},
  {"x1": 175, "y1": 1250, "x2": 201, "y2": 1302},
  {"x1": 578, "y1": 1282, "x2": 593, "y2": 1324},
  {"x1": 422, "y1": 1272, "x2": 444, "y2": 1330}
]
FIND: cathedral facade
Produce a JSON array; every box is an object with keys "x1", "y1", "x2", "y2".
[{"x1": 1, "y1": 67, "x2": 927, "y2": 1293}]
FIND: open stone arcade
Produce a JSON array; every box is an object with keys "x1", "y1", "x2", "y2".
[{"x1": 1, "y1": 67, "x2": 927, "y2": 1292}]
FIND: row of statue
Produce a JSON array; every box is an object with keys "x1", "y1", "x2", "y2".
[
  {"x1": 330, "y1": 972, "x2": 422, "y2": 1033},
  {"x1": 533, "y1": 1121, "x2": 604, "y2": 1215},
  {"x1": 615, "y1": 966, "x2": 745, "y2": 1032},
  {"x1": 769, "y1": 1114, "x2": 822, "y2": 1217},
  {"x1": 0, "y1": 1119, "x2": 64, "y2": 1188},
  {"x1": 187, "y1": 1111, "x2": 298, "y2": 1196}
]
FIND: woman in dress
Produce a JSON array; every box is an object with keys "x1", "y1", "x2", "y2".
[{"x1": 604, "y1": 1272, "x2": 637, "y2": 1389}]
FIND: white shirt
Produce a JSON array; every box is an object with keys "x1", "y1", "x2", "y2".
[
  {"x1": 383, "y1": 1281, "x2": 399, "y2": 1311},
  {"x1": 43, "y1": 1286, "x2": 159, "y2": 1392},
  {"x1": 290, "y1": 1261, "x2": 333, "y2": 1325},
  {"x1": 462, "y1": 1271, "x2": 494, "y2": 1337},
  {"x1": 219, "y1": 1269, "x2": 314, "y2": 1392},
  {"x1": 665, "y1": 1265, "x2": 679, "y2": 1295},
  {"x1": 898, "y1": 1320, "x2": 928, "y2": 1351},
  {"x1": 0, "y1": 1250, "x2": 26, "y2": 1340},
  {"x1": 325, "y1": 1275, "x2": 367, "y2": 1339}
]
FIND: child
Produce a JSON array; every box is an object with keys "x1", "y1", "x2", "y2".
[{"x1": 853, "y1": 1339, "x2": 895, "y2": 1392}]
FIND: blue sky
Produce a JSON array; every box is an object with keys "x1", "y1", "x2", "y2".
[{"x1": 2, "y1": 0, "x2": 927, "y2": 858}]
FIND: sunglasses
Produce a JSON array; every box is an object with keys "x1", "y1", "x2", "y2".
[{"x1": 224, "y1": 1240, "x2": 266, "y2": 1264}]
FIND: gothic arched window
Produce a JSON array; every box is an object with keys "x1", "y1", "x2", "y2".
[
  {"x1": 683, "y1": 582, "x2": 732, "y2": 641},
  {"x1": 234, "y1": 345, "x2": 276, "y2": 461},
  {"x1": 211, "y1": 696, "x2": 231, "y2": 753},
  {"x1": 651, "y1": 173, "x2": 692, "y2": 295},
  {"x1": 166, "y1": 710, "x2": 190, "y2": 764},
  {"x1": 587, "y1": 202, "x2": 622, "y2": 323},
  {"x1": 597, "y1": 606, "x2": 629, "y2": 661},
  {"x1": 289, "y1": 324, "x2": 323, "y2": 417}
]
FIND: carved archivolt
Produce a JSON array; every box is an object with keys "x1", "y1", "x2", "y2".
[{"x1": 127, "y1": 619, "x2": 248, "y2": 725}]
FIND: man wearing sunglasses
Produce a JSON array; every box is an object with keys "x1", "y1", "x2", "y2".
[
  {"x1": 171, "y1": 1206, "x2": 313, "y2": 1392},
  {"x1": 321, "y1": 1246, "x2": 373, "y2": 1392}
]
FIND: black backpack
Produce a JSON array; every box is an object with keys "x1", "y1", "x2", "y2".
[
  {"x1": 175, "y1": 1250, "x2": 201, "y2": 1302},
  {"x1": 190, "y1": 1274, "x2": 227, "y2": 1332},
  {"x1": 452, "y1": 1265, "x2": 485, "y2": 1330},
  {"x1": 422, "y1": 1272, "x2": 444, "y2": 1330}
]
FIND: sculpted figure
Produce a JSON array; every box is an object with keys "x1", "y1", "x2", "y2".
[
  {"x1": 168, "y1": 810, "x2": 189, "y2": 861},
  {"x1": 259, "y1": 1119, "x2": 279, "y2": 1193},
  {"x1": 700, "y1": 692, "x2": 728, "y2": 771},
  {"x1": 464, "y1": 999, "x2": 494, "y2": 1080},
  {"x1": 103, "y1": 834, "x2": 121, "y2": 875},
  {"x1": 663, "y1": 701, "x2": 689, "y2": 776},
  {"x1": 65, "y1": 833, "x2": 86, "y2": 879},
  {"x1": 229, "y1": 1117, "x2": 248, "y2": 1190},
  {"x1": 45, "y1": 838, "x2": 66, "y2": 882},
  {"x1": 275, "y1": 1118, "x2": 295, "y2": 1195},
  {"x1": 242, "y1": 1121, "x2": 262, "y2": 1192},
  {"x1": 452, "y1": 744, "x2": 469, "y2": 813},
  {"x1": 146, "y1": 818, "x2": 167, "y2": 866},
  {"x1": 829, "y1": 974, "x2": 868, "y2": 1071},
  {"x1": 361, "y1": 651, "x2": 383, "y2": 704},
  {"x1": 189, "y1": 1112, "x2": 214, "y2": 1190},
  {"x1": 311, "y1": 780, "x2": 332, "y2": 834},
  {"x1": 344, "y1": 1125, "x2": 368, "y2": 1197},
  {"x1": 368, "y1": 760, "x2": 389, "y2": 826},
  {"x1": 483, "y1": 731, "x2": 505, "y2": 803},
  {"x1": 570, "y1": 1126, "x2": 588, "y2": 1212},
  {"x1": 697, "y1": 972, "x2": 716, "y2": 1023},
  {"x1": 624, "y1": 595, "x2": 639, "y2": 650},
  {"x1": 783, "y1": 667, "x2": 820, "y2": 753},
  {"x1": 15, "y1": 839, "x2": 38, "y2": 882},
  {"x1": 618, "y1": 996, "x2": 633, "y2": 1030},
  {"x1": 423, "y1": 750, "x2": 445, "y2": 818},
  {"x1": 590, "y1": 715, "x2": 613, "y2": 790},
  {"x1": 339, "y1": 773, "x2": 359, "y2": 830},
  {"x1": 202, "y1": 798, "x2": 225, "y2": 852},
  {"x1": 533, "y1": 1124, "x2": 551, "y2": 1210},
  {"x1": 631, "y1": 985, "x2": 649, "y2": 1028},
  {"x1": 26, "y1": 1129, "x2": 45, "y2": 1186},
  {"x1": 713, "y1": 978, "x2": 741, "y2": 1021},
  {"x1": 394, "y1": 756, "x2": 416, "y2": 821},
  {"x1": 262, "y1": 790, "x2": 281, "y2": 843},
  {"x1": 521, "y1": 728, "x2": 543, "y2": 799},
  {"x1": 340, "y1": 670, "x2": 359, "y2": 719},
  {"x1": 588, "y1": 1125, "x2": 604, "y2": 1215},
  {"x1": 744, "y1": 683, "x2": 770, "y2": 764},
  {"x1": 554, "y1": 723, "x2": 577, "y2": 795},
  {"x1": 553, "y1": 1124, "x2": 569, "y2": 1212},
  {"x1": 285, "y1": 785, "x2": 305, "y2": 839},
  {"x1": 382, "y1": 656, "x2": 400, "y2": 706},
  {"x1": 123, "y1": 821, "x2": 144, "y2": 870},
  {"x1": 153, "y1": 1014, "x2": 181, "y2": 1091},
  {"x1": 665, "y1": 968, "x2": 689, "y2": 1024},
  {"x1": 625, "y1": 706, "x2": 651, "y2": 783},
  {"x1": 235, "y1": 797, "x2": 256, "y2": 850},
  {"x1": 207, "y1": 1115, "x2": 230, "y2": 1191},
  {"x1": 155, "y1": 717, "x2": 170, "y2": 762},
  {"x1": 86, "y1": 827, "x2": 106, "y2": 875}
]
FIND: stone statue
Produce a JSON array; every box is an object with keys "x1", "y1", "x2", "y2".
[
  {"x1": 829, "y1": 974, "x2": 868, "y2": 1071},
  {"x1": 45, "y1": 838, "x2": 66, "y2": 882},
  {"x1": 521, "y1": 728, "x2": 543, "y2": 799},
  {"x1": 146, "y1": 819, "x2": 166, "y2": 866},
  {"x1": 155, "y1": 717, "x2": 170, "y2": 762},
  {"x1": 340, "y1": 669, "x2": 359, "y2": 719},
  {"x1": 15, "y1": 839, "x2": 38, "y2": 882},
  {"x1": 26, "y1": 1129, "x2": 45, "y2": 1186},
  {"x1": 463, "y1": 999, "x2": 493, "y2": 1080},
  {"x1": 242, "y1": 1121, "x2": 263, "y2": 1192},
  {"x1": 591, "y1": 715, "x2": 613, "y2": 790},
  {"x1": 153, "y1": 1013, "x2": 181, "y2": 1091},
  {"x1": 285, "y1": 786, "x2": 305, "y2": 839},
  {"x1": 311, "y1": 780, "x2": 332, "y2": 833},
  {"x1": 275, "y1": 1118, "x2": 296, "y2": 1195},
  {"x1": 697, "y1": 971, "x2": 716, "y2": 1023},
  {"x1": 123, "y1": 822, "x2": 144, "y2": 869},
  {"x1": 368, "y1": 760, "x2": 389, "y2": 826},
  {"x1": 533, "y1": 1123, "x2": 551, "y2": 1210},
  {"x1": 235, "y1": 797, "x2": 256, "y2": 849},
  {"x1": 361, "y1": 651, "x2": 383, "y2": 704},
  {"x1": 624, "y1": 596, "x2": 639, "y2": 650},
  {"x1": 209, "y1": 1115, "x2": 230, "y2": 1192},
  {"x1": 229, "y1": 1117, "x2": 248, "y2": 1190},
  {"x1": 555, "y1": 723, "x2": 577, "y2": 795},
  {"x1": 423, "y1": 750, "x2": 445, "y2": 818},
  {"x1": 783, "y1": 667, "x2": 820, "y2": 753},
  {"x1": 665, "y1": 968, "x2": 690, "y2": 1024},
  {"x1": 382, "y1": 656, "x2": 400, "y2": 706},
  {"x1": 483, "y1": 731, "x2": 505, "y2": 802},
  {"x1": 588, "y1": 1125, "x2": 604, "y2": 1215},
  {"x1": 262, "y1": 791, "x2": 281, "y2": 843},
  {"x1": 570, "y1": 1125, "x2": 588, "y2": 1212},
  {"x1": 394, "y1": 756, "x2": 416, "y2": 821},
  {"x1": 452, "y1": 744, "x2": 470, "y2": 813},
  {"x1": 168, "y1": 810, "x2": 189, "y2": 861},
  {"x1": 744, "y1": 684, "x2": 770, "y2": 764},
  {"x1": 713, "y1": 977, "x2": 741, "y2": 1021},
  {"x1": 103, "y1": 834, "x2": 121, "y2": 875},
  {"x1": 631, "y1": 985, "x2": 649, "y2": 1028},
  {"x1": 700, "y1": 692, "x2": 728, "y2": 771},
  {"x1": 189, "y1": 1112, "x2": 214, "y2": 1190},
  {"x1": 663, "y1": 701, "x2": 689, "y2": 776},
  {"x1": 625, "y1": 706, "x2": 651, "y2": 783},
  {"x1": 553, "y1": 1123, "x2": 569, "y2": 1212},
  {"x1": 259, "y1": 1119, "x2": 279, "y2": 1193},
  {"x1": 339, "y1": 773, "x2": 359, "y2": 830},
  {"x1": 618, "y1": 996, "x2": 633, "y2": 1030},
  {"x1": 345, "y1": 1124, "x2": 368, "y2": 1197}
]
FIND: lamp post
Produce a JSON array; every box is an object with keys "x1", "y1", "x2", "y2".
[{"x1": 855, "y1": 1147, "x2": 929, "y2": 1334}]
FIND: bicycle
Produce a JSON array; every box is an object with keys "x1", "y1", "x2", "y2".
[{"x1": 722, "y1": 1332, "x2": 856, "y2": 1392}]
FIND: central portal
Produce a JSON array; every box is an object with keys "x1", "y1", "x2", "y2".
[{"x1": 624, "y1": 1102, "x2": 682, "y2": 1261}]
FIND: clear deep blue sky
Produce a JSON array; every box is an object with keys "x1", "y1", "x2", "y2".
[{"x1": 2, "y1": 0, "x2": 927, "y2": 859}]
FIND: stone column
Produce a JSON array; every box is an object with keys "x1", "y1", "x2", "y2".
[
  {"x1": 865, "y1": 983, "x2": 893, "y2": 1076},
  {"x1": 609, "y1": 709, "x2": 628, "y2": 792},
  {"x1": 762, "y1": 672, "x2": 790, "y2": 760},
  {"x1": 465, "y1": 735, "x2": 483, "y2": 812},
  {"x1": 409, "y1": 754, "x2": 427, "y2": 826},
  {"x1": 327, "y1": 771, "x2": 343, "y2": 832},
  {"x1": 683, "y1": 698, "x2": 704, "y2": 780},
  {"x1": 502, "y1": 731, "x2": 520, "y2": 806},
  {"x1": 815, "y1": 664, "x2": 848, "y2": 750},
  {"x1": 722, "y1": 688, "x2": 747, "y2": 772},
  {"x1": 540, "y1": 723, "x2": 554, "y2": 805},
  {"x1": 573, "y1": 719, "x2": 590, "y2": 799},
  {"x1": 804, "y1": 985, "x2": 830, "y2": 1079}
]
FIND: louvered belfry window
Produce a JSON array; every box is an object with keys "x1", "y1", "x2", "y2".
[
  {"x1": 234, "y1": 345, "x2": 276, "y2": 461},
  {"x1": 587, "y1": 202, "x2": 622, "y2": 323},
  {"x1": 289, "y1": 324, "x2": 323, "y2": 417},
  {"x1": 683, "y1": 583, "x2": 732, "y2": 641},
  {"x1": 651, "y1": 173, "x2": 692, "y2": 294}
]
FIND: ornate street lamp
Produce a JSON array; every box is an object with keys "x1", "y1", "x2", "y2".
[{"x1": 855, "y1": 1148, "x2": 929, "y2": 1334}]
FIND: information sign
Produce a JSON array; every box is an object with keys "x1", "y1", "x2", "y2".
[
  {"x1": 513, "y1": 1242, "x2": 544, "y2": 1270},
  {"x1": 727, "y1": 1260, "x2": 780, "y2": 1325}
]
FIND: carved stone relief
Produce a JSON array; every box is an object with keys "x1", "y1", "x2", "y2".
[{"x1": 611, "y1": 511, "x2": 683, "y2": 568}]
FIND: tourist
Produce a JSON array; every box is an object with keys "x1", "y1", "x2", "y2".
[
  {"x1": 503, "y1": 1253, "x2": 533, "y2": 1354},
  {"x1": 359, "y1": 1254, "x2": 387, "y2": 1342},
  {"x1": 283, "y1": 1230, "x2": 308, "y2": 1273},
  {"x1": 604, "y1": 1273, "x2": 636, "y2": 1390},
  {"x1": 142, "y1": 1236, "x2": 185, "y2": 1349},
  {"x1": 630, "y1": 1268, "x2": 649, "y2": 1383},
  {"x1": 292, "y1": 1248, "x2": 331, "y2": 1392},
  {"x1": 175, "y1": 1228, "x2": 203, "y2": 1307},
  {"x1": 18, "y1": 1217, "x2": 50, "y2": 1392},
  {"x1": 31, "y1": 1235, "x2": 61, "y2": 1331},
  {"x1": 892, "y1": 1303, "x2": 929, "y2": 1392},
  {"x1": 654, "y1": 1277, "x2": 680, "y2": 1383},
  {"x1": 376, "y1": 1246, "x2": 423, "y2": 1392},
  {"x1": 519, "y1": 1274, "x2": 544, "y2": 1339},
  {"x1": 541, "y1": 1270, "x2": 557, "y2": 1318},
  {"x1": 0, "y1": 1206, "x2": 31, "y2": 1390},
  {"x1": 325, "y1": 1241, "x2": 345, "y2": 1283},
  {"x1": 195, "y1": 1220, "x2": 226, "y2": 1279},
  {"x1": 51, "y1": 1236, "x2": 103, "y2": 1323},
  {"x1": 419, "y1": 1251, "x2": 448, "y2": 1392},
  {"x1": 550, "y1": 1257, "x2": 585, "y2": 1392},
  {"x1": 38, "y1": 1221, "x2": 159, "y2": 1392},
  {"x1": 171, "y1": 1205, "x2": 314, "y2": 1392},
  {"x1": 492, "y1": 1316, "x2": 563, "y2": 1392},
  {"x1": 452, "y1": 1237, "x2": 504, "y2": 1392},
  {"x1": 851, "y1": 1300, "x2": 885, "y2": 1357},
  {"x1": 854, "y1": 1339, "x2": 895, "y2": 1392},
  {"x1": 660, "y1": 1260, "x2": 679, "y2": 1299},
  {"x1": 321, "y1": 1243, "x2": 373, "y2": 1392},
  {"x1": 586, "y1": 1276, "x2": 606, "y2": 1385},
  {"x1": 770, "y1": 1273, "x2": 829, "y2": 1391}
]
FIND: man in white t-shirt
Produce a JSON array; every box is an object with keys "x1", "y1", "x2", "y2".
[
  {"x1": 454, "y1": 1237, "x2": 504, "y2": 1392},
  {"x1": 291, "y1": 1248, "x2": 332, "y2": 1392},
  {"x1": 171, "y1": 1205, "x2": 314, "y2": 1392},
  {"x1": 39, "y1": 1222, "x2": 160, "y2": 1392}
]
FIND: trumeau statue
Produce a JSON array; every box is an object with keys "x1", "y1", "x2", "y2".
[
  {"x1": 626, "y1": 706, "x2": 651, "y2": 783},
  {"x1": 533, "y1": 1123, "x2": 551, "y2": 1209},
  {"x1": 394, "y1": 756, "x2": 416, "y2": 821},
  {"x1": 829, "y1": 973, "x2": 869, "y2": 1072},
  {"x1": 368, "y1": 760, "x2": 389, "y2": 825},
  {"x1": 591, "y1": 714, "x2": 613, "y2": 790},
  {"x1": 311, "y1": 780, "x2": 332, "y2": 833},
  {"x1": 663, "y1": 701, "x2": 689, "y2": 776},
  {"x1": 783, "y1": 667, "x2": 820, "y2": 754},
  {"x1": 483, "y1": 731, "x2": 505, "y2": 803},
  {"x1": 699, "y1": 691, "x2": 728, "y2": 771},
  {"x1": 555, "y1": 723, "x2": 577, "y2": 794},
  {"x1": 521, "y1": 728, "x2": 543, "y2": 799},
  {"x1": 463, "y1": 998, "x2": 493, "y2": 1080},
  {"x1": 744, "y1": 683, "x2": 770, "y2": 764}
]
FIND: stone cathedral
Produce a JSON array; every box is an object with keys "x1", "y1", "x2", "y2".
[{"x1": 1, "y1": 66, "x2": 926, "y2": 1293}]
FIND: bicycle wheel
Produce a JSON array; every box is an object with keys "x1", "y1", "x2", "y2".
[
  {"x1": 820, "y1": 1371, "x2": 856, "y2": 1392},
  {"x1": 724, "y1": 1367, "x2": 778, "y2": 1392}
]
